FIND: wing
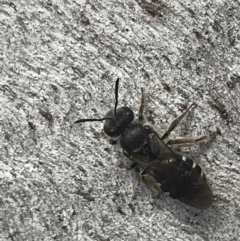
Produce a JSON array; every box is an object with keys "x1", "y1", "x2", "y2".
[{"x1": 126, "y1": 131, "x2": 213, "y2": 209}]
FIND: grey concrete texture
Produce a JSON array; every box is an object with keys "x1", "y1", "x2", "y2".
[{"x1": 0, "y1": 0, "x2": 240, "y2": 240}]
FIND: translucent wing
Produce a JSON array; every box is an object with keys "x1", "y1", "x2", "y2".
[{"x1": 125, "y1": 131, "x2": 213, "y2": 209}]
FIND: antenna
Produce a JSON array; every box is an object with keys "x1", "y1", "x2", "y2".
[
  {"x1": 74, "y1": 117, "x2": 111, "y2": 124},
  {"x1": 75, "y1": 78, "x2": 120, "y2": 124},
  {"x1": 114, "y1": 77, "x2": 120, "y2": 115}
]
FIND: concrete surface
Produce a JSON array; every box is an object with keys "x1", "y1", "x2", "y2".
[{"x1": 0, "y1": 0, "x2": 240, "y2": 240}]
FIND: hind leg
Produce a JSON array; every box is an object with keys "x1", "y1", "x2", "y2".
[
  {"x1": 167, "y1": 128, "x2": 221, "y2": 148},
  {"x1": 161, "y1": 103, "x2": 197, "y2": 140}
]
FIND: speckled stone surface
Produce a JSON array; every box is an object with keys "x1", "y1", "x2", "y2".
[{"x1": 0, "y1": 1, "x2": 240, "y2": 240}]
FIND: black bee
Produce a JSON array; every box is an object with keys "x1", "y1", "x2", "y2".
[{"x1": 75, "y1": 78, "x2": 220, "y2": 209}]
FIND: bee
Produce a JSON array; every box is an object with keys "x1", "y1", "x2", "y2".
[{"x1": 75, "y1": 78, "x2": 220, "y2": 209}]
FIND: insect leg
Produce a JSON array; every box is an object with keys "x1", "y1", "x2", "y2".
[
  {"x1": 161, "y1": 103, "x2": 196, "y2": 140},
  {"x1": 119, "y1": 159, "x2": 137, "y2": 169},
  {"x1": 138, "y1": 87, "x2": 146, "y2": 122},
  {"x1": 167, "y1": 128, "x2": 221, "y2": 148},
  {"x1": 101, "y1": 130, "x2": 118, "y2": 145},
  {"x1": 122, "y1": 150, "x2": 138, "y2": 169},
  {"x1": 141, "y1": 169, "x2": 163, "y2": 194}
]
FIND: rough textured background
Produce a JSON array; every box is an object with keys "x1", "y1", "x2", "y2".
[{"x1": 0, "y1": 0, "x2": 240, "y2": 240}]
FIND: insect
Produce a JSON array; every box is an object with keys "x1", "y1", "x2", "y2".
[{"x1": 75, "y1": 78, "x2": 220, "y2": 209}]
